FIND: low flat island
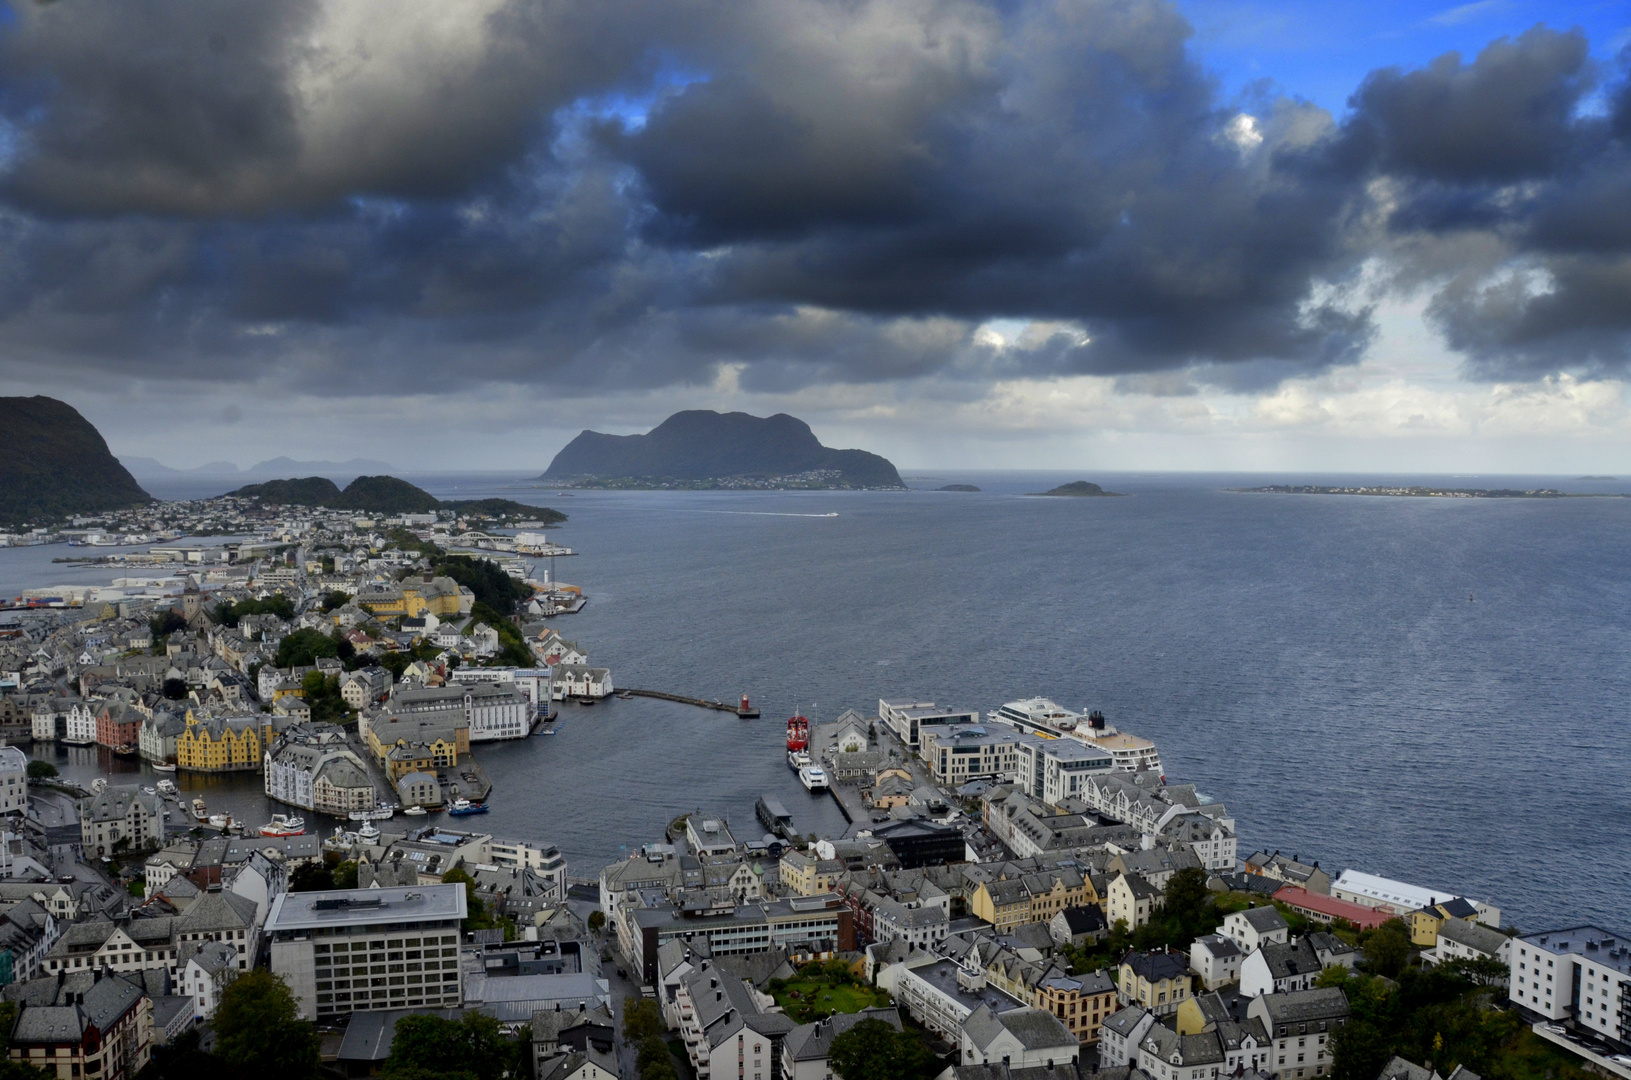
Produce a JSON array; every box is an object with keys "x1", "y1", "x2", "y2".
[{"x1": 1230, "y1": 484, "x2": 1627, "y2": 499}]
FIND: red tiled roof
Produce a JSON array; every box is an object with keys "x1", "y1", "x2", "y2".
[{"x1": 1273, "y1": 886, "x2": 1391, "y2": 930}]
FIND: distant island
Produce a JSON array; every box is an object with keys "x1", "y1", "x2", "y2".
[
  {"x1": 1, "y1": 396, "x2": 153, "y2": 526},
  {"x1": 542, "y1": 410, "x2": 905, "y2": 490},
  {"x1": 121, "y1": 455, "x2": 394, "y2": 482},
  {"x1": 1577, "y1": 475, "x2": 1618, "y2": 481},
  {"x1": 1232, "y1": 484, "x2": 1607, "y2": 499},
  {"x1": 936, "y1": 484, "x2": 981, "y2": 492},
  {"x1": 1029, "y1": 481, "x2": 1123, "y2": 497},
  {"x1": 229, "y1": 475, "x2": 566, "y2": 522}
]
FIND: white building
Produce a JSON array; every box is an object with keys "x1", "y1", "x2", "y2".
[
  {"x1": 1331, "y1": 870, "x2": 1501, "y2": 927},
  {"x1": 1223, "y1": 907, "x2": 1291, "y2": 955},
  {"x1": 960, "y1": 1004, "x2": 1079, "y2": 1069},
  {"x1": 265, "y1": 884, "x2": 467, "y2": 1020},
  {"x1": 264, "y1": 732, "x2": 376, "y2": 815},
  {"x1": 872, "y1": 897, "x2": 950, "y2": 951},
  {"x1": 389, "y1": 682, "x2": 533, "y2": 741},
  {"x1": 64, "y1": 701, "x2": 97, "y2": 746},
  {"x1": 0, "y1": 746, "x2": 27, "y2": 816},
  {"x1": 1428, "y1": 918, "x2": 1513, "y2": 968},
  {"x1": 1098, "y1": 1005, "x2": 1157, "y2": 1067},
  {"x1": 1246, "y1": 988, "x2": 1349, "y2": 1080},
  {"x1": 79, "y1": 786, "x2": 164, "y2": 857},
  {"x1": 552, "y1": 665, "x2": 613, "y2": 701},
  {"x1": 1508, "y1": 926, "x2": 1629, "y2": 1046},
  {"x1": 180, "y1": 940, "x2": 239, "y2": 1018},
  {"x1": 1241, "y1": 938, "x2": 1324, "y2": 999},
  {"x1": 1013, "y1": 734, "x2": 1114, "y2": 805},
  {"x1": 1191, "y1": 934, "x2": 1243, "y2": 991}
]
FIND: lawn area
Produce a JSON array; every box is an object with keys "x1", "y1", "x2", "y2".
[
  {"x1": 1497, "y1": 1028, "x2": 1600, "y2": 1080},
  {"x1": 771, "y1": 978, "x2": 891, "y2": 1023}
]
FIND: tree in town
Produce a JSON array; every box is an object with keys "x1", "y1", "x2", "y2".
[
  {"x1": 637, "y1": 1034, "x2": 679, "y2": 1080},
  {"x1": 25, "y1": 760, "x2": 56, "y2": 781},
  {"x1": 1362, "y1": 918, "x2": 1415, "y2": 979},
  {"x1": 383, "y1": 1012, "x2": 513, "y2": 1080},
  {"x1": 211, "y1": 970, "x2": 320, "y2": 1080},
  {"x1": 274, "y1": 627, "x2": 339, "y2": 668},
  {"x1": 623, "y1": 996, "x2": 665, "y2": 1042},
  {"x1": 161, "y1": 677, "x2": 189, "y2": 700},
  {"x1": 288, "y1": 862, "x2": 335, "y2": 892},
  {"x1": 829, "y1": 1019, "x2": 939, "y2": 1080}
]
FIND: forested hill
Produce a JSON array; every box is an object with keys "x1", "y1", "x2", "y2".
[
  {"x1": 542, "y1": 410, "x2": 904, "y2": 489},
  {"x1": 0, "y1": 396, "x2": 152, "y2": 525}
]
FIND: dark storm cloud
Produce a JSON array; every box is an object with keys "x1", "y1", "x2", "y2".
[
  {"x1": 0, "y1": 0, "x2": 698, "y2": 215},
  {"x1": 0, "y1": 0, "x2": 1623, "y2": 397},
  {"x1": 1328, "y1": 26, "x2": 1631, "y2": 380}
]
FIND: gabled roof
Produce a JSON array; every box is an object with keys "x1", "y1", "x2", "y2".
[
  {"x1": 1236, "y1": 907, "x2": 1289, "y2": 934},
  {"x1": 783, "y1": 1007, "x2": 902, "y2": 1062}
]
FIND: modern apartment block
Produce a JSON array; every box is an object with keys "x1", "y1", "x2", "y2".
[{"x1": 264, "y1": 884, "x2": 467, "y2": 1020}]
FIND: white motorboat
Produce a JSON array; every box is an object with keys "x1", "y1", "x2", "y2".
[
  {"x1": 798, "y1": 764, "x2": 829, "y2": 792},
  {"x1": 151, "y1": 762, "x2": 177, "y2": 773},
  {"x1": 156, "y1": 780, "x2": 178, "y2": 796},
  {"x1": 402, "y1": 805, "x2": 427, "y2": 816},
  {"x1": 787, "y1": 750, "x2": 811, "y2": 770},
  {"x1": 357, "y1": 821, "x2": 381, "y2": 843},
  {"x1": 89, "y1": 778, "x2": 107, "y2": 795}
]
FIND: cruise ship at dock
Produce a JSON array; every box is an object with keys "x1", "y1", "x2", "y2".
[{"x1": 988, "y1": 698, "x2": 1163, "y2": 775}]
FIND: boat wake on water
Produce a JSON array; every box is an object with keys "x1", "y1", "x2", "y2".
[{"x1": 648, "y1": 509, "x2": 839, "y2": 518}]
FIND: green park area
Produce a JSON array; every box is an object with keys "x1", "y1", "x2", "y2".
[{"x1": 769, "y1": 961, "x2": 893, "y2": 1023}]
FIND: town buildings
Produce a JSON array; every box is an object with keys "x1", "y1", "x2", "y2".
[{"x1": 79, "y1": 787, "x2": 164, "y2": 858}]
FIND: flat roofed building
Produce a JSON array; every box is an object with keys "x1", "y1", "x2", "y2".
[
  {"x1": 879, "y1": 699, "x2": 980, "y2": 751},
  {"x1": 264, "y1": 884, "x2": 467, "y2": 1020},
  {"x1": 1014, "y1": 734, "x2": 1114, "y2": 806},
  {"x1": 1508, "y1": 926, "x2": 1630, "y2": 1047}
]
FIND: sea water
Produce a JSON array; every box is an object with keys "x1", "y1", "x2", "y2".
[{"x1": 5, "y1": 471, "x2": 1627, "y2": 929}]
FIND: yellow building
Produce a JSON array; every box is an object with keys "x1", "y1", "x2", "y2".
[
  {"x1": 401, "y1": 575, "x2": 470, "y2": 618},
  {"x1": 1407, "y1": 897, "x2": 1482, "y2": 946},
  {"x1": 363, "y1": 710, "x2": 468, "y2": 779},
  {"x1": 972, "y1": 878, "x2": 1033, "y2": 930},
  {"x1": 778, "y1": 849, "x2": 843, "y2": 897},
  {"x1": 1107, "y1": 872, "x2": 1159, "y2": 931},
  {"x1": 1119, "y1": 951, "x2": 1192, "y2": 1017},
  {"x1": 271, "y1": 678, "x2": 305, "y2": 702},
  {"x1": 177, "y1": 710, "x2": 269, "y2": 772},
  {"x1": 1036, "y1": 970, "x2": 1118, "y2": 1044}
]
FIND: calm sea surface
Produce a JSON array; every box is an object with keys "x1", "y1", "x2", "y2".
[{"x1": 5, "y1": 471, "x2": 1629, "y2": 932}]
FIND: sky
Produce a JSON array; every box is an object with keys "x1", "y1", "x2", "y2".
[{"x1": 2, "y1": 0, "x2": 1631, "y2": 474}]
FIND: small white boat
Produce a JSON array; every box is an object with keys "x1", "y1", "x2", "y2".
[
  {"x1": 89, "y1": 778, "x2": 107, "y2": 795},
  {"x1": 207, "y1": 813, "x2": 234, "y2": 830},
  {"x1": 798, "y1": 764, "x2": 829, "y2": 792},
  {"x1": 141, "y1": 786, "x2": 156, "y2": 796},
  {"x1": 191, "y1": 798, "x2": 208, "y2": 821},
  {"x1": 402, "y1": 805, "x2": 427, "y2": 816},
  {"x1": 357, "y1": 821, "x2": 381, "y2": 843},
  {"x1": 787, "y1": 750, "x2": 811, "y2": 770},
  {"x1": 157, "y1": 780, "x2": 178, "y2": 796},
  {"x1": 151, "y1": 762, "x2": 177, "y2": 773}
]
